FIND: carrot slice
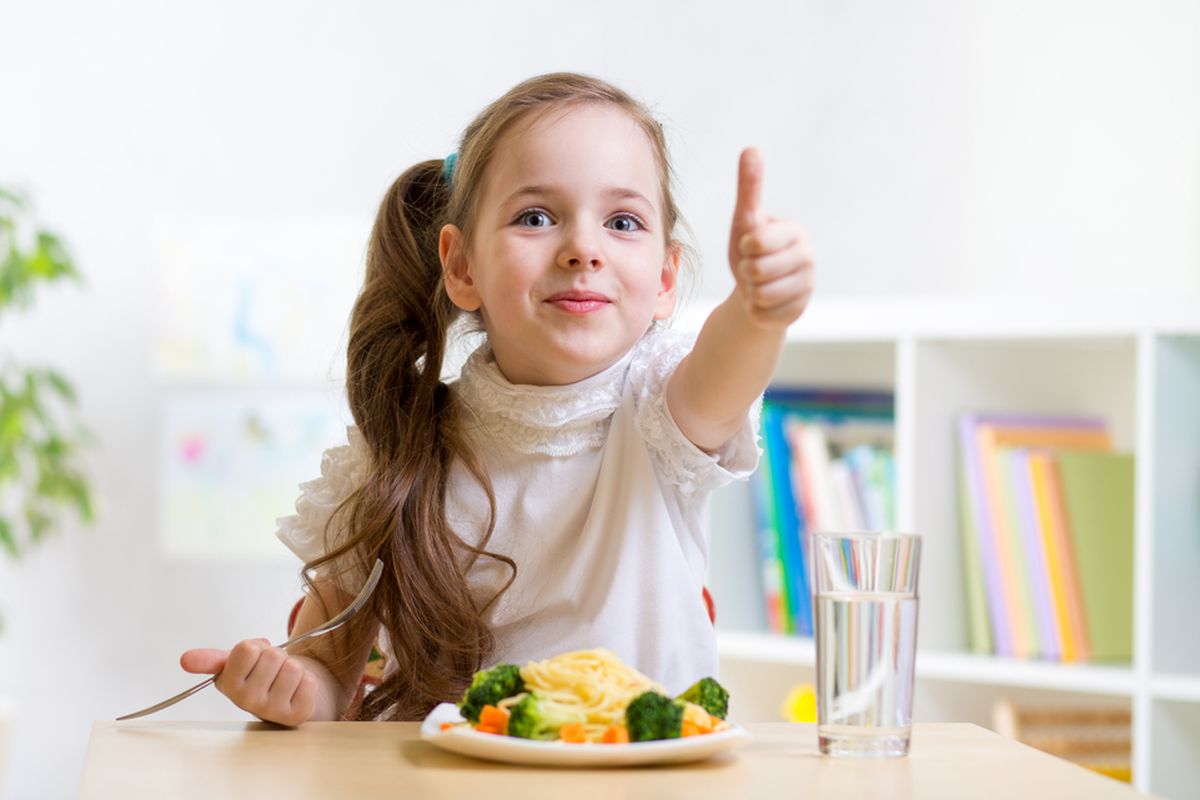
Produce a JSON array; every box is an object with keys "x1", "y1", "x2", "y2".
[
  {"x1": 440, "y1": 722, "x2": 456, "y2": 732},
  {"x1": 474, "y1": 723, "x2": 504, "y2": 735},
  {"x1": 559, "y1": 722, "x2": 587, "y2": 743},
  {"x1": 600, "y1": 724, "x2": 630, "y2": 744},
  {"x1": 479, "y1": 704, "x2": 510, "y2": 733},
  {"x1": 681, "y1": 721, "x2": 702, "y2": 737}
]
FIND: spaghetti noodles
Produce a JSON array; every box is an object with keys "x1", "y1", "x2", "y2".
[{"x1": 498, "y1": 648, "x2": 665, "y2": 741}]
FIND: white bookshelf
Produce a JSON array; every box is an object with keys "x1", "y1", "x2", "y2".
[{"x1": 685, "y1": 295, "x2": 1200, "y2": 798}]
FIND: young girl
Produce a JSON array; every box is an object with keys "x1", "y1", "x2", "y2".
[{"x1": 180, "y1": 72, "x2": 814, "y2": 725}]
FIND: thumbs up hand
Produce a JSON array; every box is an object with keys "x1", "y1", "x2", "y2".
[{"x1": 728, "y1": 148, "x2": 814, "y2": 330}]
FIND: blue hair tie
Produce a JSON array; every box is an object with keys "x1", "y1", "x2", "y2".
[{"x1": 442, "y1": 152, "x2": 458, "y2": 185}]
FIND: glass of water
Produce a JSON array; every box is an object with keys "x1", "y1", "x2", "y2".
[{"x1": 811, "y1": 531, "x2": 922, "y2": 757}]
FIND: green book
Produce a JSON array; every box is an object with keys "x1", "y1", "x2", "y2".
[
  {"x1": 1056, "y1": 451, "x2": 1135, "y2": 662},
  {"x1": 957, "y1": 442, "x2": 992, "y2": 653}
]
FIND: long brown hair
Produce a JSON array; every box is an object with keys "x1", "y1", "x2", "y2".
[{"x1": 305, "y1": 72, "x2": 690, "y2": 721}]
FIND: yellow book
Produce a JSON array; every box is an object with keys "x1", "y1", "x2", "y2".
[{"x1": 1028, "y1": 453, "x2": 1080, "y2": 662}]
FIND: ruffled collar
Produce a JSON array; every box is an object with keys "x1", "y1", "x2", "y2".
[{"x1": 453, "y1": 341, "x2": 639, "y2": 457}]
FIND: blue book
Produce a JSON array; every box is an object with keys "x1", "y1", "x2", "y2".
[
  {"x1": 763, "y1": 402, "x2": 812, "y2": 636},
  {"x1": 748, "y1": 440, "x2": 790, "y2": 635}
]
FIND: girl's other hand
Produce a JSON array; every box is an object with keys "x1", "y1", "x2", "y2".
[
  {"x1": 727, "y1": 148, "x2": 814, "y2": 330},
  {"x1": 180, "y1": 639, "x2": 319, "y2": 727}
]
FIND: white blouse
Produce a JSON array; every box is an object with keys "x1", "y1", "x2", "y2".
[{"x1": 276, "y1": 325, "x2": 761, "y2": 694}]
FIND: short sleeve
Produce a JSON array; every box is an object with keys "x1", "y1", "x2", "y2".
[
  {"x1": 629, "y1": 326, "x2": 763, "y2": 499},
  {"x1": 275, "y1": 426, "x2": 371, "y2": 585}
]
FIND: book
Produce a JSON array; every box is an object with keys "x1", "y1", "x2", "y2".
[
  {"x1": 1056, "y1": 451, "x2": 1135, "y2": 661},
  {"x1": 1028, "y1": 451, "x2": 1089, "y2": 661},
  {"x1": 985, "y1": 438, "x2": 1041, "y2": 659},
  {"x1": 748, "y1": 450, "x2": 789, "y2": 635},
  {"x1": 748, "y1": 387, "x2": 897, "y2": 638},
  {"x1": 845, "y1": 443, "x2": 892, "y2": 530},
  {"x1": 991, "y1": 427, "x2": 1111, "y2": 661},
  {"x1": 1007, "y1": 448, "x2": 1060, "y2": 660},
  {"x1": 958, "y1": 414, "x2": 1110, "y2": 658},
  {"x1": 763, "y1": 403, "x2": 808, "y2": 635},
  {"x1": 957, "y1": 426, "x2": 993, "y2": 654}
]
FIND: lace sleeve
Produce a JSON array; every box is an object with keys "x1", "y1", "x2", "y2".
[
  {"x1": 275, "y1": 426, "x2": 370, "y2": 579},
  {"x1": 630, "y1": 326, "x2": 763, "y2": 499}
]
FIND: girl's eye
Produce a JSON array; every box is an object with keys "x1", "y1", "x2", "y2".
[
  {"x1": 516, "y1": 210, "x2": 552, "y2": 228},
  {"x1": 607, "y1": 214, "x2": 644, "y2": 233}
]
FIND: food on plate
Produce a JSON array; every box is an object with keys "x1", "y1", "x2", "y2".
[
  {"x1": 459, "y1": 663, "x2": 525, "y2": 723},
  {"x1": 677, "y1": 676, "x2": 730, "y2": 720},
  {"x1": 449, "y1": 648, "x2": 732, "y2": 743}
]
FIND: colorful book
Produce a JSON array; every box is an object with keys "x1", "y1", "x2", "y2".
[
  {"x1": 1056, "y1": 451, "x2": 1135, "y2": 662},
  {"x1": 845, "y1": 444, "x2": 891, "y2": 530},
  {"x1": 985, "y1": 438, "x2": 1041, "y2": 659},
  {"x1": 957, "y1": 429, "x2": 993, "y2": 654},
  {"x1": 748, "y1": 387, "x2": 896, "y2": 638},
  {"x1": 763, "y1": 403, "x2": 809, "y2": 635},
  {"x1": 992, "y1": 428, "x2": 1111, "y2": 660},
  {"x1": 1028, "y1": 451, "x2": 1089, "y2": 661},
  {"x1": 792, "y1": 422, "x2": 838, "y2": 531},
  {"x1": 748, "y1": 450, "x2": 788, "y2": 634},
  {"x1": 1007, "y1": 448, "x2": 1060, "y2": 660},
  {"x1": 958, "y1": 414, "x2": 1110, "y2": 658}
]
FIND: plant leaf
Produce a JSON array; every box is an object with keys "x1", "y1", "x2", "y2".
[
  {"x1": 0, "y1": 517, "x2": 18, "y2": 558},
  {"x1": 42, "y1": 369, "x2": 77, "y2": 404}
]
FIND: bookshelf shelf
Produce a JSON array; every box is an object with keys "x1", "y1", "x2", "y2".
[
  {"x1": 716, "y1": 631, "x2": 1136, "y2": 696},
  {"x1": 717, "y1": 630, "x2": 815, "y2": 665},
  {"x1": 1151, "y1": 675, "x2": 1200, "y2": 704},
  {"x1": 693, "y1": 295, "x2": 1200, "y2": 797}
]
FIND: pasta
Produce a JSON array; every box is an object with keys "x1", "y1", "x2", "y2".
[
  {"x1": 454, "y1": 647, "x2": 731, "y2": 743},
  {"x1": 498, "y1": 648, "x2": 666, "y2": 741}
]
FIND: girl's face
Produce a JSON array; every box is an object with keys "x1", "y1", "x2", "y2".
[{"x1": 440, "y1": 103, "x2": 678, "y2": 386}]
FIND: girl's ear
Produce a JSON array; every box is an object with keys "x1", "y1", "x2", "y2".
[
  {"x1": 653, "y1": 241, "x2": 681, "y2": 320},
  {"x1": 439, "y1": 224, "x2": 481, "y2": 312}
]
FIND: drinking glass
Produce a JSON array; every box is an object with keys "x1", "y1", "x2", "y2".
[{"x1": 811, "y1": 531, "x2": 922, "y2": 757}]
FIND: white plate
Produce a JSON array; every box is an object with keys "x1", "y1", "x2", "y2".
[{"x1": 419, "y1": 703, "x2": 752, "y2": 767}]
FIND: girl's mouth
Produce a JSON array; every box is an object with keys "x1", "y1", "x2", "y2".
[{"x1": 545, "y1": 291, "x2": 612, "y2": 314}]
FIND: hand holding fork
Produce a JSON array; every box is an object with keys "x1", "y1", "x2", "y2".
[{"x1": 117, "y1": 560, "x2": 383, "y2": 725}]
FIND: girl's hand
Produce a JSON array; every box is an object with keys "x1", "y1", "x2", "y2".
[
  {"x1": 180, "y1": 639, "x2": 319, "y2": 727},
  {"x1": 727, "y1": 148, "x2": 815, "y2": 330}
]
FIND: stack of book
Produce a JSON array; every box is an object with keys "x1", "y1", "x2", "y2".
[
  {"x1": 752, "y1": 387, "x2": 896, "y2": 636},
  {"x1": 957, "y1": 413, "x2": 1134, "y2": 662}
]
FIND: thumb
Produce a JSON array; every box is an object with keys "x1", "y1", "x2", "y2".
[
  {"x1": 732, "y1": 147, "x2": 765, "y2": 229},
  {"x1": 180, "y1": 648, "x2": 230, "y2": 675}
]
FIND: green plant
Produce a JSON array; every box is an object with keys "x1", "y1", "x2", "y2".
[{"x1": 0, "y1": 186, "x2": 94, "y2": 618}]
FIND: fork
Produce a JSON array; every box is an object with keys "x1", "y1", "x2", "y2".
[{"x1": 116, "y1": 559, "x2": 385, "y2": 721}]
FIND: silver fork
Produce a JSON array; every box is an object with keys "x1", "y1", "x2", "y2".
[{"x1": 116, "y1": 559, "x2": 385, "y2": 721}]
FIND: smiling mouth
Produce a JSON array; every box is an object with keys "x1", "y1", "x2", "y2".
[{"x1": 545, "y1": 291, "x2": 612, "y2": 314}]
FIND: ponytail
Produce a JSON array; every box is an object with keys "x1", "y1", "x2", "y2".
[{"x1": 305, "y1": 160, "x2": 511, "y2": 721}]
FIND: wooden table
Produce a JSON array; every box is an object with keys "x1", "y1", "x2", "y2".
[{"x1": 81, "y1": 721, "x2": 1149, "y2": 799}]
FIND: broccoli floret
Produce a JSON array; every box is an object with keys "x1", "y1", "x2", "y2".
[
  {"x1": 624, "y1": 691, "x2": 685, "y2": 742},
  {"x1": 458, "y1": 664, "x2": 524, "y2": 723},
  {"x1": 676, "y1": 677, "x2": 730, "y2": 720},
  {"x1": 506, "y1": 692, "x2": 585, "y2": 740}
]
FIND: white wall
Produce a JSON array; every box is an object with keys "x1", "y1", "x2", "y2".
[{"x1": 1, "y1": 1, "x2": 1197, "y2": 796}]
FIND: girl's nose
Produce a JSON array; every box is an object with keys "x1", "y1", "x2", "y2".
[{"x1": 557, "y1": 226, "x2": 603, "y2": 271}]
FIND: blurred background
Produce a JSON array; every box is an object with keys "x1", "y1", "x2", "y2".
[{"x1": 1, "y1": 0, "x2": 1198, "y2": 797}]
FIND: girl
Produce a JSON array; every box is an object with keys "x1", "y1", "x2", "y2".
[{"x1": 180, "y1": 72, "x2": 814, "y2": 725}]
